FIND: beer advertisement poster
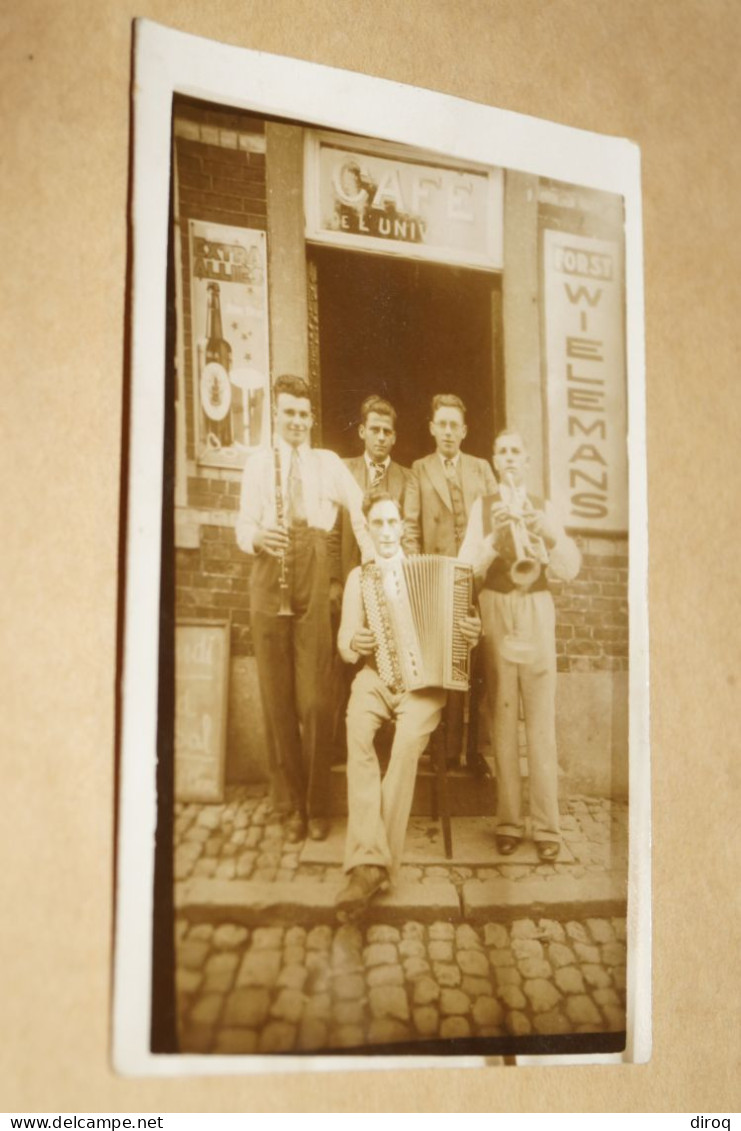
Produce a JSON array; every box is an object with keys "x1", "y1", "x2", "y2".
[{"x1": 187, "y1": 221, "x2": 270, "y2": 467}]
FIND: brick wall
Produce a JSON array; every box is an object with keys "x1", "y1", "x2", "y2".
[
  {"x1": 185, "y1": 474, "x2": 242, "y2": 513},
  {"x1": 173, "y1": 98, "x2": 267, "y2": 658},
  {"x1": 551, "y1": 536, "x2": 629, "y2": 673},
  {"x1": 175, "y1": 522, "x2": 253, "y2": 657}
]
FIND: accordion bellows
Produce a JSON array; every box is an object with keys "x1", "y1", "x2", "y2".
[{"x1": 360, "y1": 555, "x2": 474, "y2": 692}]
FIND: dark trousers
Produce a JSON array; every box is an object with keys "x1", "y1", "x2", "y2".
[
  {"x1": 431, "y1": 646, "x2": 486, "y2": 769},
  {"x1": 250, "y1": 527, "x2": 333, "y2": 819}
]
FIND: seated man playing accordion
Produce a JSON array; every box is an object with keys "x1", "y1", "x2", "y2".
[{"x1": 335, "y1": 488, "x2": 481, "y2": 919}]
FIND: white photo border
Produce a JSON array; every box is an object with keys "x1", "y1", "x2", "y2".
[{"x1": 114, "y1": 17, "x2": 649, "y2": 1075}]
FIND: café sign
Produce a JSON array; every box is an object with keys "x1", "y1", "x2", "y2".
[{"x1": 305, "y1": 132, "x2": 503, "y2": 270}]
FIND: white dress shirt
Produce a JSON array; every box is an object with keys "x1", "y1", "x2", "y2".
[
  {"x1": 458, "y1": 494, "x2": 580, "y2": 582},
  {"x1": 337, "y1": 549, "x2": 404, "y2": 665}
]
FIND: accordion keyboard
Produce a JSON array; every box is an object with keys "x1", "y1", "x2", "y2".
[{"x1": 360, "y1": 556, "x2": 473, "y2": 693}]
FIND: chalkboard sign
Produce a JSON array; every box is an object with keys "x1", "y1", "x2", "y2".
[{"x1": 175, "y1": 619, "x2": 230, "y2": 802}]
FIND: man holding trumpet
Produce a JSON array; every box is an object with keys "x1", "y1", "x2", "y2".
[{"x1": 459, "y1": 430, "x2": 580, "y2": 860}]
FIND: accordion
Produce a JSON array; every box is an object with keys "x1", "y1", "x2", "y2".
[{"x1": 360, "y1": 555, "x2": 474, "y2": 693}]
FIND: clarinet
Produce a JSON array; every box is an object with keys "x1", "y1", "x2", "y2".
[{"x1": 273, "y1": 445, "x2": 294, "y2": 617}]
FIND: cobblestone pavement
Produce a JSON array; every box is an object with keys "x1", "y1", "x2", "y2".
[
  {"x1": 176, "y1": 913, "x2": 627, "y2": 1053},
  {"x1": 173, "y1": 787, "x2": 628, "y2": 1054}
]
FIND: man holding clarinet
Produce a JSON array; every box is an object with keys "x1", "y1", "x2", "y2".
[{"x1": 236, "y1": 374, "x2": 372, "y2": 843}]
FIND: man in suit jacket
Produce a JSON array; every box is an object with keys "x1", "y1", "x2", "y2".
[
  {"x1": 332, "y1": 395, "x2": 410, "y2": 583},
  {"x1": 403, "y1": 393, "x2": 497, "y2": 767},
  {"x1": 403, "y1": 394, "x2": 497, "y2": 557},
  {"x1": 329, "y1": 396, "x2": 410, "y2": 750}
]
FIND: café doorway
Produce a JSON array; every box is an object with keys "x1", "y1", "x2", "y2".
[{"x1": 311, "y1": 246, "x2": 502, "y2": 465}]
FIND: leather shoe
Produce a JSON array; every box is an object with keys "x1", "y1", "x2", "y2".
[
  {"x1": 495, "y1": 835, "x2": 521, "y2": 856},
  {"x1": 536, "y1": 840, "x2": 560, "y2": 861},
  {"x1": 307, "y1": 817, "x2": 330, "y2": 841},
  {"x1": 283, "y1": 812, "x2": 306, "y2": 843},
  {"x1": 335, "y1": 864, "x2": 389, "y2": 920}
]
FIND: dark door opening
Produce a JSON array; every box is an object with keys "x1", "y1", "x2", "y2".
[{"x1": 312, "y1": 246, "x2": 501, "y2": 467}]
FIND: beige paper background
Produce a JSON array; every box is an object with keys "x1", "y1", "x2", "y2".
[{"x1": 2, "y1": 0, "x2": 739, "y2": 1113}]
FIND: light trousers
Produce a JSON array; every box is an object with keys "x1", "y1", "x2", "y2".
[{"x1": 344, "y1": 665, "x2": 445, "y2": 875}]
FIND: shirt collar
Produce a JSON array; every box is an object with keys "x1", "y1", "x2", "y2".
[
  {"x1": 278, "y1": 436, "x2": 310, "y2": 462},
  {"x1": 375, "y1": 548, "x2": 405, "y2": 566},
  {"x1": 438, "y1": 451, "x2": 461, "y2": 470},
  {"x1": 365, "y1": 453, "x2": 390, "y2": 472},
  {"x1": 498, "y1": 478, "x2": 528, "y2": 507}
]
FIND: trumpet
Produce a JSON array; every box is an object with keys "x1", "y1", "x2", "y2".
[
  {"x1": 273, "y1": 445, "x2": 294, "y2": 617},
  {"x1": 496, "y1": 471, "x2": 549, "y2": 590}
]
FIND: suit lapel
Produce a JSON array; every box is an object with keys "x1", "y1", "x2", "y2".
[
  {"x1": 460, "y1": 453, "x2": 479, "y2": 514},
  {"x1": 426, "y1": 453, "x2": 452, "y2": 510},
  {"x1": 462, "y1": 453, "x2": 495, "y2": 514},
  {"x1": 387, "y1": 461, "x2": 404, "y2": 501},
  {"x1": 351, "y1": 455, "x2": 405, "y2": 496},
  {"x1": 347, "y1": 456, "x2": 367, "y2": 491}
]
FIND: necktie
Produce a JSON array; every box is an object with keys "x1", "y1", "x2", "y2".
[
  {"x1": 288, "y1": 448, "x2": 306, "y2": 524},
  {"x1": 444, "y1": 459, "x2": 456, "y2": 479},
  {"x1": 370, "y1": 462, "x2": 385, "y2": 486}
]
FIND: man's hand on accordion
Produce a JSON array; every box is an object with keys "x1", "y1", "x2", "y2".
[
  {"x1": 351, "y1": 628, "x2": 377, "y2": 656},
  {"x1": 458, "y1": 613, "x2": 482, "y2": 646}
]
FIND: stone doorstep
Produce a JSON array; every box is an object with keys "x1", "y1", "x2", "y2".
[
  {"x1": 177, "y1": 878, "x2": 460, "y2": 925},
  {"x1": 462, "y1": 874, "x2": 627, "y2": 922},
  {"x1": 176, "y1": 873, "x2": 627, "y2": 927},
  {"x1": 300, "y1": 816, "x2": 576, "y2": 867}
]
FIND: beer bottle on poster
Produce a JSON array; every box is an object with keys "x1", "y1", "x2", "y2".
[{"x1": 200, "y1": 281, "x2": 233, "y2": 450}]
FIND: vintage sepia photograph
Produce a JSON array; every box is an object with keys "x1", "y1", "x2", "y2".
[{"x1": 114, "y1": 20, "x2": 649, "y2": 1073}]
